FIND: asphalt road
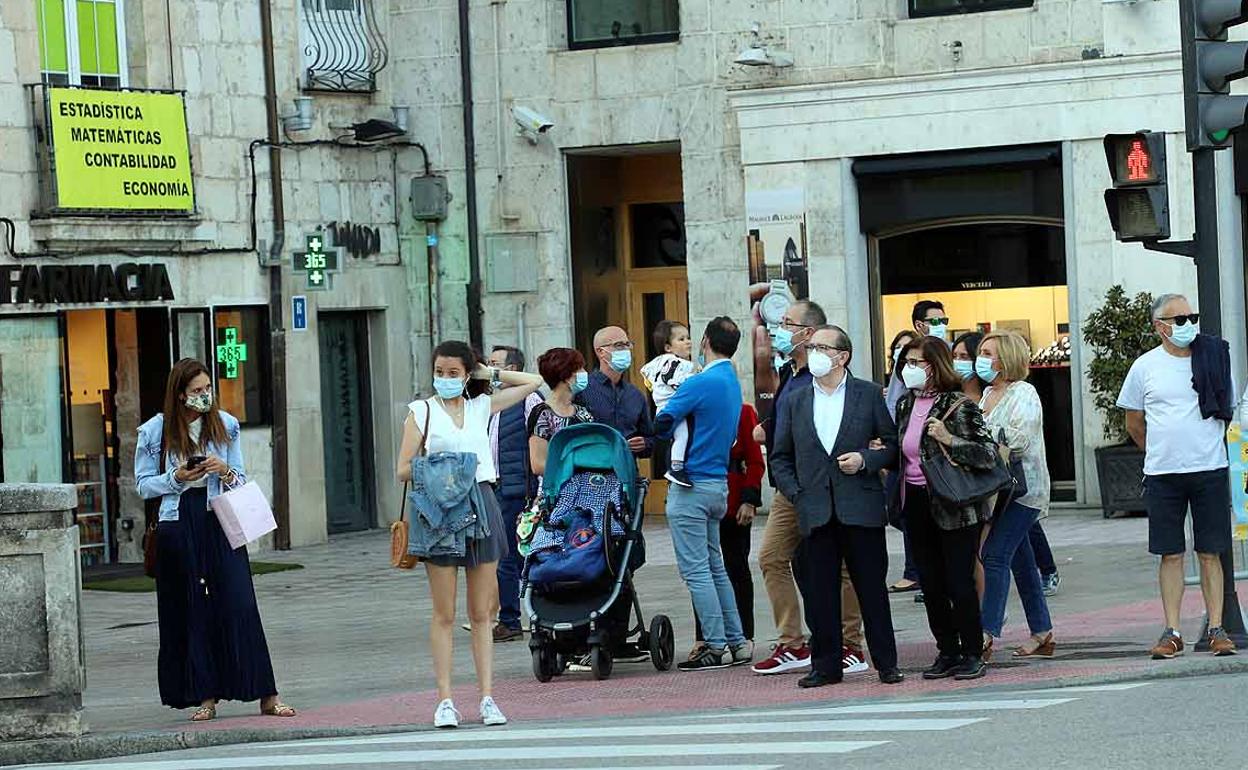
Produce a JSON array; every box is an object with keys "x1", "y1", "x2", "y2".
[{"x1": 18, "y1": 674, "x2": 1246, "y2": 769}]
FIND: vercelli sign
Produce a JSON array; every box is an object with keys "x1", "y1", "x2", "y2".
[
  {"x1": 0, "y1": 264, "x2": 175, "y2": 304},
  {"x1": 48, "y1": 87, "x2": 195, "y2": 212}
]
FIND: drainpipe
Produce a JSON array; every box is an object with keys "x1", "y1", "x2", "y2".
[
  {"x1": 259, "y1": 0, "x2": 291, "y2": 550},
  {"x1": 458, "y1": 0, "x2": 485, "y2": 350}
]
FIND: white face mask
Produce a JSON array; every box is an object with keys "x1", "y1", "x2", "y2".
[
  {"x1": 807, "y1": 351, "x2": 835, "y2": 378},
  {"x1": 901, "y1": 363, "x2": 929, "y2": 391}
]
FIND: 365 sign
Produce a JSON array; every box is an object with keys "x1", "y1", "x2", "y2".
[{"x1": 292, "y1": 234, "x2": 339, "y2": 291}]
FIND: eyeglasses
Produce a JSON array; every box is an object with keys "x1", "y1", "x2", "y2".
[
  {"x1": 1159, "y1": 313, "x2": 1200, "y2": 326},
  {"x1": 780, "y1": 319, "x2": 813, "y2": 331},
  {"x1": 807, "y1": 344, "x2": 848, "y2": 355},
  {"x1": 924, "y1": 317, "x2": 950, "y2": 326},
  {"x1": 599, "y1": 340, "x2": 634, "y2": 351}
]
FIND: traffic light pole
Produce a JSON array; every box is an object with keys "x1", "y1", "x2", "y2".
[{"x1": 1190, "y1": 146, "x2": 1248, "y2": 647}]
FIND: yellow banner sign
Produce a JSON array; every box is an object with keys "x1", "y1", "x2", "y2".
[{"x1": 48, "y1": 87, "x2": 194, "y2": 211}]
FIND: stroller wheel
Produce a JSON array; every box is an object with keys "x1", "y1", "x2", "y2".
[
  {"x1": 532, "y1": 648, "x2": 555, "y2": 683},
  {"x1": 649, "y1": 614, "x2": 676, "y2": 671},
  {"x1": 590, "y1": 644, "x2": 613, "y2": 680}
]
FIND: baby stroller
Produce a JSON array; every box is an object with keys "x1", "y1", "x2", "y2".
[{"x1": 521, "y1": 422, "x2": 675, "y2": 681}]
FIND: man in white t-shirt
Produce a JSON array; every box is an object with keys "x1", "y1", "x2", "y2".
[{"x1": 1117, "y1": 293, "x2": 1236, "y2": 659}]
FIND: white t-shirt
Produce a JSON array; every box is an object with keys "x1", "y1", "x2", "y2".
[
  {"x1": 408, "y1": 395, "x2": 497, "y2": 483},
  {"x1": 1116, "y1": 346, "x2": 1228, "y2": 476}
]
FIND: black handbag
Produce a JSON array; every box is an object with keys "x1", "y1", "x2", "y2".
[
  {"x1": 922, "y1": 398, "x2": 1013, "y2": 510},
  {"x1": 990, "y1": 431, "x2": 1029, "y2": 518}
]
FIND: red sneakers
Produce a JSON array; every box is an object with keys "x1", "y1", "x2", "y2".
[
  {"x1": 842, "y1": 646, "x2": 870, "y2": 675},
  {"x1": 751, "y1": 643, "x2": 812, "y2": 675}
]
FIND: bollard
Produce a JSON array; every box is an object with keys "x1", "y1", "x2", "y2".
[{"x1": 0, "y1": 484, "x2": 87, "y2": 741}]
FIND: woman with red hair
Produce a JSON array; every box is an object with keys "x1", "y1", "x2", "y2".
[{"x1": 528, "y1": 347, "x2": 596, "y2": 479}]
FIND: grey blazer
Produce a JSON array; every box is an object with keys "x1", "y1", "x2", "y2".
[{"x1": 770, "y1": 375, "x2": 899, "y2": 535}]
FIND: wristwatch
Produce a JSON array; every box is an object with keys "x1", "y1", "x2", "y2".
[{"x1": 759, "y1": 279, "x2": 794, "y2": 329}]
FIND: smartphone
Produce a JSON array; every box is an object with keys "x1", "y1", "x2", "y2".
[{"x1": 186, "y1": 455, "x2": 207, "y2": 470}]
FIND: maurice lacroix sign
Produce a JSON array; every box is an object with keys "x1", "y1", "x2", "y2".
[{"x1": 0, "y1": 263, "x2": 175, "y2": 304}]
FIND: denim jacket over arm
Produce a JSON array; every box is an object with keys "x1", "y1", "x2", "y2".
[
  {"x1": 407, "y1": 451, "x2": 491, "y2": 559},
  {"x1": 134, "y1": 411, "x2": 247, "y2": 522}
]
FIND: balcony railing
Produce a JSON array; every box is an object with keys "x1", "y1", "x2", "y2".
[{"x1": 302, "y1": 0, "x2": 390, "y2": 93}]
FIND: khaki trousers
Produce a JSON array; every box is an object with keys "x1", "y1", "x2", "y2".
[{"x1": 760, "y1": 491, "x2": 864, "y2": 650}]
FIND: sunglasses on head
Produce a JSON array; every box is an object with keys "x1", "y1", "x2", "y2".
[{"x1": 1159, "y1": 314, "x2": 1200, "y2": 326}]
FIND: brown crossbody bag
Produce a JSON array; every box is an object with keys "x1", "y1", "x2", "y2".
[{"x1": 390, "y1": 402, "x2": 431, "y2": 569}]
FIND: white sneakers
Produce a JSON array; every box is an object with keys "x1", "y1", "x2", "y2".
[
  {"x1": 434, "y1": 698, "x2": 461, "y2": 728},
  {"x1": 433, "y1": 697, "x2": 508, "y2": 728},
  {"x1": 480, "y1": 696, "x2": 508, "y2": 726}
]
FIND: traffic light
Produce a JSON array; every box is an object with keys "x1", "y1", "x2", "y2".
[
  {"x1": 1181, "y1": 0, "x2": 1248, "y2": 150},
  {"x1": 1102, "y1": 132, "x2": 1170, "y2": 242}
]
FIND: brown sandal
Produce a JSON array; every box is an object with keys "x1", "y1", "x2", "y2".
[
  {"x1": 261, "y1": 702, "x2": 297, "y2": 717},
  {"x1": 190, "y1": 704, "x2": 216, "y2": 722},
  {"x1": 1013, "y1": 632, "x2": 1056, "y2": 658}
]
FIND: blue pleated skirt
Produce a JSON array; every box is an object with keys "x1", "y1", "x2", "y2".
[{"x1": 155, "y1": 487, "x2": 278, "y2": 709}]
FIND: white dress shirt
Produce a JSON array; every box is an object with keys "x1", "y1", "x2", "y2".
[{"x1": 812, "y1": 373, "x2": 849, "y2": 455}]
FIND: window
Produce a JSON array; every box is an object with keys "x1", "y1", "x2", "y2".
[
  {"x1": 36, "y1": 0, "x2": 127, "y2": 87},
  {"x1": 213, "y1": 307, "x2": 272, "y2": 426},
  {"x1": 909, "y1": 0, "x2": 1032, "y2": 17},
  {"x1": 567, "y1": 0, "x2": 678, "y2": 50},
  {"x1": 299, "y1": 0, "x2": 389, "y2": 92}
]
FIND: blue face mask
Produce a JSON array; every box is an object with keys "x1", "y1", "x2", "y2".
[
  {"x1": 433, "y1": 376, "x2": 466, "y2": 399},
  {"x1": 773, "y1": 353, "x2": 786, "y2": 372},
  {"x1": 1167, "y1": 321, "x2": 1199, "y2": 348},
  {"x1": 772, "y1": 328, "x2": 795, "y2": 355},
  {"x1": 571, "y1": 371, "x2": 589, "y2": 394},
  {"x1": 697, "y1": 350, "x2": 707, "y2": 368},
  {"x1": 975, "y1": 356, "x2": 999, "y2": 383},
  {"x1": 609, "y1": 349, "x2": 632, "y2": 372},
  {"x1": 953, "y1": 359, "x2": 975, "y2": 382}
]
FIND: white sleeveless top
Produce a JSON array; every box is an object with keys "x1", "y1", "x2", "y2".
[{"x1": 408, "y1": 395, "x2": 496, "y2": 483}]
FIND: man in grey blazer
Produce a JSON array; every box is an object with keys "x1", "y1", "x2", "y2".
[{"x1": 771, "y1": 325, "x2": 903, "y2": 688}]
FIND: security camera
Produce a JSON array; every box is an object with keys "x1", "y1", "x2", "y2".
[{"x1": 512, "y1": 105, "x2": 554, "y2": 136}]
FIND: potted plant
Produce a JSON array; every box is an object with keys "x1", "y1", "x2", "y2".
[{"x1": 1084, "y1": 285, "x2": 1158, "y2": 517}]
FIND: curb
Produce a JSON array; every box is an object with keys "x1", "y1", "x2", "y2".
[{"x1": 5, "y1": 655, "x2": 1247, "y2": 767}]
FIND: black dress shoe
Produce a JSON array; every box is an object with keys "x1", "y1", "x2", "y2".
[
  {"x1": 921, "y1": 655, "x2": 961, "y2": 680},
  {"x1": 798, "y1": 670, "x2": 842, "y2": 689},
  {"x1": 953, "y1": 656, "x2": 987, "y2": 680},
  {"x1": 878, "y1": 668, "x2": 905, "y2": 684}
]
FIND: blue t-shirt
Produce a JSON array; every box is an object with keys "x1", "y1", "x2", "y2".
[{"x1": 654, "y1": 359, "x2": 743, "y2": 481}]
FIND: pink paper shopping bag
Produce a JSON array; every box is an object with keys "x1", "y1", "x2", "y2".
[{"x1": 210, "y1": 481, "x2": 277, "y2": 549}]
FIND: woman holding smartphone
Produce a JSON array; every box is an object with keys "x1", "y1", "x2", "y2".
[{"x1": 135, "y1": 358, "x2": 294, "y2": 722}]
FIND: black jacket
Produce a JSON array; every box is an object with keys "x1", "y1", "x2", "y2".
[
  {"x1": 1191, "y1": 334, "x2": 1234, "y2": 422},
  {"x1": 770, "y1": 375, "x2": 898, "y2": 535}
]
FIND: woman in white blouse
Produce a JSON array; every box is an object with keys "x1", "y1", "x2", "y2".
[
  {"x1": 396, "y1": 340, "x2": 543, "y2": 729},
  {"x1": 976, "y1": 331, "x2": 1056, "y2": 661}
]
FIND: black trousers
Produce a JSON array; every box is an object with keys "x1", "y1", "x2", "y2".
[
  {"x1": 903, "y1": 483, "x2": 982, "y2": 660},
  {"x1": 799, "y1": 517, "x2": 898, "y2": 677},
  {"x1": 694, "y1": 514, "x2": 755, "y2": 641}
]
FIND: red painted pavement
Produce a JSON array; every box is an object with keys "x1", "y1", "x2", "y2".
[{"x1": 177, "y1": 594, "x2": 1211, "y2": 734}]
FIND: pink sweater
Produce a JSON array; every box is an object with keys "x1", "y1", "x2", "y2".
[{"x1": 902, "y1": 395, "x2": 937, "y2": 487}]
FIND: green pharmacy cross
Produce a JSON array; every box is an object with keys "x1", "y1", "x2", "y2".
[
  {"x1": 216, "y1": 327, "x2": 248, "y2": 379},
  {"x1": 293, "y1": 234, "x2": 340, "y2": 291}
]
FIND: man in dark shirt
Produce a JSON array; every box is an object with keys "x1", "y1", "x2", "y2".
[{"x1": 576, "y1": 325, "x2": 654, "y2": 458}]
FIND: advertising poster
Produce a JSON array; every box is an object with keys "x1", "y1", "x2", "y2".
[
  {"x1": 746, "y1": 188, "x2": 809, "y2": 300},
  {"x1": 1226, "y1": 422, "x2": 1248, "y2": 541},
  {"x1": 746, "y1": 187, "x2": 809, "y2": 426}
]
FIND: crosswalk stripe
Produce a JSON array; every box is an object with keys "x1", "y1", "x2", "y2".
[
  {"x1": 682, "y1": 697, "x2": 1076, "y2": 720},
  {"x1": 1014, "y1": 683, "x2": 1149, "y2": 694},
  {"x1": 260, "y1": 717, "x2": 985, "y2": 750},
  {"x1": 71, "y1": 742, "x2": 887, "y2": 770}
]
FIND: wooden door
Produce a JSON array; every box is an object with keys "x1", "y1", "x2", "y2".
[{"x1": 624, "y1": 267, "x2": 689, "y2": 514}]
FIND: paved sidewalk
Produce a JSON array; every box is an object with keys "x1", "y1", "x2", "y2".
[{"x1": 5, "y1": 512, "x2": 1247, "y2": 766}]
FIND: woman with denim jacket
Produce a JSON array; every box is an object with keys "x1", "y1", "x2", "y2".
[
  {"x1": 893, "y1": 337, "x2": 998, "y2": 683},
  {"x1": 396, "y1": 340, "x2": 543, "y2": 729},
  {"x1": 135, "y1": 358, "x2": 294, "y2": 723}
]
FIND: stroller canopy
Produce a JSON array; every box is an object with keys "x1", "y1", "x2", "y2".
[{"x1": 541, "y1": 422, "x2": 638, "y2": 505}]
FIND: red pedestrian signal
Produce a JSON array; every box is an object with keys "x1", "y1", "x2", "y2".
[
  {"x1": 1103, "y1": 131, "x2": 1169, "y2": 242},
  {"x1": 1127, "y1": 139, "x2": 1152, "y2": 181}
]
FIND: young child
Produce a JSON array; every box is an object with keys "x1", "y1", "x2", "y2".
[{"x1": 641, "y1": 320, "x2": 699, "y2": 488}]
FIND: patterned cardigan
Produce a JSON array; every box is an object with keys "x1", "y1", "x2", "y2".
[{"x1": 895, "y1": 390, "x2": 999, "y2": 531}]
